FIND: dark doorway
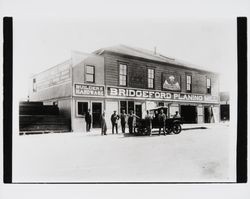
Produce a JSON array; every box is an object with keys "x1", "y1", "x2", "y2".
[
  {"x1": 180, "y1": 105, "x2": 197, "y2": 123},
  {"x1": 204, "y1": 107, "x2": 211, "y2": 123},
  {"x1": 220, "y1": 104, "x2": 230, "y2": 121},
  {"x1": 135, "y1": 104, "x2": 142, "y2": 118},
  {"x1": 92, "y1": 102, "x2": 102, "y2": 128}
]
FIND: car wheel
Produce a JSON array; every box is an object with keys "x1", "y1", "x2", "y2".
[
  {"x1": 165, "y1": 127, "x2": 172, "y2": 134},
  {"x1": 172, "y1": 124, "x2": 182, "y2": 134}
]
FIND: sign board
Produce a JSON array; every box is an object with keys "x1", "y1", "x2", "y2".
[
  {"x1": 162, "y1": 73, "x2": 181, "y2": 91},
  {"x1": 75, "y1": 84, "x2": 104, "y2": 96},
  {"x1": 107, "y1": 86, "x2": 218, "y2": 103}
]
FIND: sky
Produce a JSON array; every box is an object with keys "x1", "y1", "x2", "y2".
[{"x1": 13, "y1": 17, "x2": 237, "y2": 100}]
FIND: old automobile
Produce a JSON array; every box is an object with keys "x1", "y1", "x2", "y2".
[{"x1": 133, "y1": 106, "x2": 183, "y2": 136}]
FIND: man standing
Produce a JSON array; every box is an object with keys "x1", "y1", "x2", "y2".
[
  {"x1": 111, "y1": 110, "x2": 119, "y2": 134},
  {"x1": 128, "y1": 110, "x2": 134, "y2": 134},
  {"x1": 100, "y1": 111, "x2": 107, "y2": 136},
  {"x1": 158, "y1": 109, "x2": 166, "y2": 136},
  {"x1": 128, "y1": 110, "x2": 139, "y2": 134},
  {"x1": 145, "y1": 110, "x2": 153, "y2": 136},
  {"x1": 120, "y1": 109, "x2": 127, "y2": 133},
  {"x1": 85, "y1": 109, "x2": 92, "y2": 132}
]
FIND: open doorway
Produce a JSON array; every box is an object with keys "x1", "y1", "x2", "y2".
[
  {"x1": 204, "y1": 106, "x2": 211, "y2": 123},
  {"x1": 92, "y1": 102, "x2": 102, "y2": 128},
  {"x1": 180, "y1": 105, "x2": 197, "y2": 123},
  {"x1": 135, "y1": 104, "x2": 142, "y2": 118}
]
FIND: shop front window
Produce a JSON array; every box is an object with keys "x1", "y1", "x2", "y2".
[
  {"x1": 128, "y1": 101, "x2": 135, "y2": 113},
  {"x1": 77, "y1": 102, "x2": 88, "y2": 116},
  {"x1": 120, "y1": 101, "x2": 127, "y2": 114},
  {"x1": 158, "y1": 102, "x2": 164, "y2": 107}
]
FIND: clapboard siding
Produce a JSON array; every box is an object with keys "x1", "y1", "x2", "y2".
[{"x1": 103, "y1": 52, "x2": 219, "y2": 95}]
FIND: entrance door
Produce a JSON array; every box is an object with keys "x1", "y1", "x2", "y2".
[
  {"x1": 92, "y1": 102, "x2": 102, "y2": 128},
  {"x1": 220, "y1": 104, "x2": 229, "y2": 121},
  {"x1": 204, "y1": 107, "x2": 211, "y2": 123},
  {"x1": 180, "y1": 105, "x2": 197, "y2": 123},
  {"x1": 135, "y1": 104, "x2": 142, "y2": 118}
]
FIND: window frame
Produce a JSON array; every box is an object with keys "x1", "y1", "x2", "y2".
[
  {"x1": 119, "y1": 63, "x2": 127, "y2": 86},
  {"x1": 186, "y1": 74, "x2": 192, "y2": 93},
  {"x1": 85, "y1": 65, "x2": 95, "y2": 83},
  {"x1": 147, "y1": 68, "x2": 155, "y2": 89},
  {"x1": 76, "y1": 100, "x2": 89, "y2": 117},
  {"x1": 206, "y1": 77, "x2": 211, "y2": 94}
]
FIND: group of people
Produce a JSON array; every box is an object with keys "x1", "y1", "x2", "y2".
[
  {"x1": 85, "y1": 108, "x2": 180, "y2": 136},
  {"x1": 84, "y1": 109, "x2": 139, "y2": 135},
  {"x1": 145, "y1": 109, "x2": 180, "y2": 136},
  {"x1": 101, "y1": 109, "x2": 139, "y2": 135}
]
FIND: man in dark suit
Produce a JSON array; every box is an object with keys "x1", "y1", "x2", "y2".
[
  {"x1": 120, "y1": 109, "x2": 127, "y2": 133},
  {"x1": 158, "y1": 109, "x2": 166, "y2": 136},
  {"x1": 111, "y1": 110, "x2": 119, "y2": 134},
  {"x1": 85, "y1": 109, "x2": 92, "y2": 132}
]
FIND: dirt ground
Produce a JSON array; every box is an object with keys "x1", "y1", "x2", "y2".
[{"x1": 13, "y1": 124, "x2": 236, "y2": 183}]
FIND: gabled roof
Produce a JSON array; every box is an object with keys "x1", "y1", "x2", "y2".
[{"x1": 93, "y1": 44, "x2": 217, "y2": 74}]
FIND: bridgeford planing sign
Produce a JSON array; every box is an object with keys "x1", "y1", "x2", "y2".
[{"x1": 107, "y1": 87, "x2": 218, "y2": 102}]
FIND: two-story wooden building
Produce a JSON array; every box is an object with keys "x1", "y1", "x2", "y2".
[{"x1": 29, "y1": 45, "x2": 220, "y2": 132}]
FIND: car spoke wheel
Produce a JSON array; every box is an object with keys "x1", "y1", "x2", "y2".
[
  {"x1": 165, "y1": 127, "x2": 172, "y2": 134},
  {"x1": 172, "y1": 124, "x2": 182, "y2": 134}
]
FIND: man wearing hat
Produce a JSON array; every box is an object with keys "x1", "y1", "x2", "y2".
[{"x1": 111, "y1": 110, "x2": 119, "y2": 134}]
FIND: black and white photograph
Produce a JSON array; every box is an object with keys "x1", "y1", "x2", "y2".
[
  {"x1": 1, "y1": 0, "x2": 249, "y2": 198},
  {"x1": 12, "y1": 17, "x2": 237, "y2": 183}
]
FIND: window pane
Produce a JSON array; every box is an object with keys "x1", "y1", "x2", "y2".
[
  {"x1": 78, "y1": 102, "x2": 88, "y2": 116},
  {"x1": 86, "y1": 74, "x2": 94, "y2": 82},
  {"x1": 128, "y1": 101, "x2": 134, "y2": 113},
  {"x1": 148, "y1": 69, "x2": 154, "y2": 78},
  {"x1": 187, "y1": 84, "x2": 190, "y2": 91},
  {"x1": 207, "y1": 78, "x2": 211, "y2": 87},
  {"x1": 187, "y1": 75, "x2": 191, "y2": 83},
  {"x1": 148, "y1": 79, "x2": 153, "y2": 88},
  {"x1": 120, "y1": 101, "x2": 127, "y2": 114},
  {"x1": 119, "y1": 75, "x2": 126, "y2": 86},
  {"x1": 120, "y1": 64, "x2": 127, "y2": 74},
  {"x1": 86, "y1": 66, "x2": 94, "y2": 74}
]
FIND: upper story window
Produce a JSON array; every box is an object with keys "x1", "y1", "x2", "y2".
[
  {"x1": 119, "y1": 63, "x2": 127, "y2": 86},
  {"x1": 85, "y1": 65, "x2": 95, "y2": 83},
  {"x1": 148, "y1": 68, "x2": 155, "y2": 89},
  {"x1": 33, "y1": 78, "x2": 37, "y2": 92},
  {"x1": 207, "y1": 78, "x2": 211, "y2": 94},
  {"x1": 186, "y1": 75, "x2": 192, "y2": 92}
]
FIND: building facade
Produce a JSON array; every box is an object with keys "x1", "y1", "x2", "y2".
[{"x1": 29, "y1": 45, "x2": 220, "y2": 132}]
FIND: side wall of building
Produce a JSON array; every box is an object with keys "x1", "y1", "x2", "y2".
[{"x1": 73, "y1": 54, "x2": 105, "y2": 85}]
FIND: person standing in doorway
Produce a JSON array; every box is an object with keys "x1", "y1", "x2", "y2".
[
  {"x1": 128, "y1": 110, "x2": 139, "y2": 134},
  {"x1": 120, "y1": 109, "x2": 127, "y2": 133},
  {"x1": 145, "y1": 110, "x2": 153, "y2": 136},
  {"x1": 100, "y1": 111, "x2": 107, "y2": 135},
  {"x1": 85, "y1": 109, "x2": 92, "y2": 132},
  {"x1": 173, "y1": 111, "x2": 181, "y2": 118},
  {"x1": 111, "y1": 110, "x2": 119, "y2": 134},
  {"x1": 158, "y1": 109, "x2": 166, "y2": 136}
]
